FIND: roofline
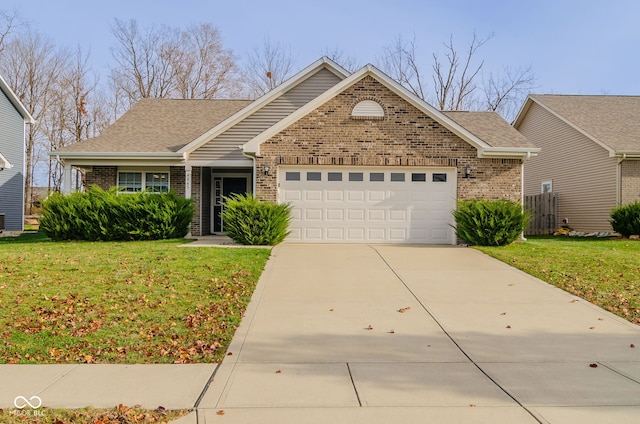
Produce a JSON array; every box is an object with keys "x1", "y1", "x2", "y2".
[
  {"x1": 0, "y1": 151, "x2": 12, "y2": 169},
  {"x1": 514, "y1": 95, "x2": 616, "y2": 155},
  {"x1": 178, "y1": 56, "x2": 351, "y2": 155},
  {"x1": 0, "y1": 74, "x2": 35, "y2": 124},
  {"x1": 51, "y1": 151, "x2": 182, "y2": 159},
  {"x1": 243, "y1": 63, "x2": 536, "y2": 158}
]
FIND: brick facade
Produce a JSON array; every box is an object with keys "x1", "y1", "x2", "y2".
[
  {"x1": 256, "y1": 76, "x2": 522, "y2": 202},
  {"x1": 85, "y1": 166, "x2": 117, "y2": 189},
  {"x1": 621, "y1": 160, "x2": 640, "y2": 205}
]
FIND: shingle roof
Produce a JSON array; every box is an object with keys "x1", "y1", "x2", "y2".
[
  {"x1": 527, "y1": 95, "x2": 640, "y2": 153},
  {"x1": 55, "y1": 98, "x2": 252, "y2": 153},
  {"x1": 443, "y1": 111, "x2": 536, "y2": 149}
]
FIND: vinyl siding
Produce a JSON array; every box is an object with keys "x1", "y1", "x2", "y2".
[
  {"x1": 519, "y1": 103, "x2": 617, "y2": 232},
  {"x1": 0, "y1": 87, "x2": 25, "y2": 231},
  {"x1": 191, "y1": 68, "x2": 343, "y2": 161}
]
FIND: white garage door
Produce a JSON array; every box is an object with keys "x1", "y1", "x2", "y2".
[{"x1": 279, "y1": 166, "x2": 456, "y2": 244}]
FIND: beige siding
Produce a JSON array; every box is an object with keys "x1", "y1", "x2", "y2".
[
  {"x1": 621, "y1": 160, "x2": 640, "y2": 204},
  {"x1": 519, "y1": 103, "x2": 618, "y2": 232},
  {"x1": 191, "y1": 68, "x2": 342, "y2": 161}
]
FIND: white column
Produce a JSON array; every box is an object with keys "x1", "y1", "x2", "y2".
[
  {"x1": 62, "y1": 162, "x2": 72, "y2": 193},
  {"x1": 184, "y1": 164, "x2": 192, "y2": 199}
]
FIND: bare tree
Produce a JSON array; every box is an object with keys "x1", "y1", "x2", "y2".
[
  {"x1": 243, "y1": 36, "x2": 295, "y2": 97},
  {"x1": 321, "y1": 46, "x2": 360, "y2": 73},
  {"x1": 378, "y1": 32, "x2": 535, "y2": 120},
  {"x1": 0, "y1": 31, "x2": 69, "y2": 212},
  {"x1": 0, "y1": 9, "x2": 21, "y2": 52}
]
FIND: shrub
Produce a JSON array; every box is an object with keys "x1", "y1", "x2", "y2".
[
  {"x1": 452, "y1": 198, "x2": 530, "y2": 246},
  {"x1": 610, "y1": 202, "x2": 640, "y2": 237},
  {"x1": 222, "y1": 193, "x2": 292, "y2": 245},
  {"x1": 40, "y1": 186, "x2": 194, "y2": 241}
]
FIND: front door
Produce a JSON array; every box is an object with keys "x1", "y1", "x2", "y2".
[{"x1": 212, "y1": 175, "x2": 249, "y2": 233}]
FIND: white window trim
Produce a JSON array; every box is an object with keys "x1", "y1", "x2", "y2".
[
  {"x1": 541, "y1": 180, "x2": 552, "y2": 193},
  {"x1": 117, "y1": 168, "x2": 171, "y2": 193}
]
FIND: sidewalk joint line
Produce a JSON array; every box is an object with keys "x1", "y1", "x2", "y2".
[
  {"x1": 369, "y1": 245, "x2": 544, "y2": 424},
  {"x1": 345, "y1": 362, "x2": 363, "y2": 407}
]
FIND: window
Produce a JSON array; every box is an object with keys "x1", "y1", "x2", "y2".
[
  {"x1": 286, "y1": 172, "x2": 301, "y2": 181},
  {"x1": 541, "y1": 181, "x2": 552, "y2": 193},
  {"x1": 118, "y1": 171, "x2": 169, "y2": 193},
  {"x1": 391, "y1": 173, "x2": 405, "y2": 182},
  {"x1": 307, "y1": 172, "x2": 321, "y2": 181},
  {"x1": 328, "y1": 172, "x2": 342, "y2": 181},
  {"x1": 351, "y1": 100, "x2": 384, "y2": 119},
  {"x1": 349, "y1": 172, "x2": 363, "y2": 181},
  {"x1": 370, "y1": 172, "x2": 384, "y2": 182},
  {"x1": 432, "y1": 173, "x2": 447, "y2": 182},
  {"x1": 411, "y1": 173, "x2": 426, "y2": 182},
  {"x1": 146, "y1": 172, "x2": 169, "y2": 192}
]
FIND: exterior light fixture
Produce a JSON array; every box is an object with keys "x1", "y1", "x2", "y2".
[
  {"x1": 464, "y1": 165, "x2": 472, "y2": 178},
  {"x1": 264, "y1": 164, "x2": 270, "y2": 176}
]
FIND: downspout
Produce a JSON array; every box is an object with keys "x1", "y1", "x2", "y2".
[
  {"x1": 617, "y1": 153, "x2": 626, "y2": 206},
  {"x1": 240, "y1": 147, "x2": 257, "y2": 195}
]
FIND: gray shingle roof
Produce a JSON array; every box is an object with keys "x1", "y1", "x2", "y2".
[
  {"x1": 443, "y1": 111, "x2": 536, "y2": 149},
  {"x1": 55, "y1": 98, "x2": 252, "y2": 153},
  {"x1": 528, "y1": 95, "x2": 640, "y2": 153}
]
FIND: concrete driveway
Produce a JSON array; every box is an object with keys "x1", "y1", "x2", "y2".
[{"x1": 197, "y1": 244, "x2": 640, "y2": 423}]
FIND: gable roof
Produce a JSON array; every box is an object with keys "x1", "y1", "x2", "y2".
[
  {"x1": 514, "y1": 94, "x2": 640, "y2": 156},
  {"x1": 443, "y1": 111, "x2": 534, "y2": 149},
  {"x1": 0, "y1": 74, "x2": 35, "y2": 124},
  {"x1": 243, "y1": 63, "x2": 539, "y2": 159},
  {"x1": 54, "y1": 98, "x2": 252, "y2": 157}
]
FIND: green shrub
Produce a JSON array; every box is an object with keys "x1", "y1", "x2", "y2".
[
  {"x1": 610, "y1": 202, "x2": 640, "y2": 237},
  {"x1": 452, "y1": 198, "x2": 530, "y2": 246},
  {"x1": 40, "y1": 186, "x2": 194, "y2": 241},
  {"x1": 222, "y1": 193, "x2": 292, "y2": 245}
]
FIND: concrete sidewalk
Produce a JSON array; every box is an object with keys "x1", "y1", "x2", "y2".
[{"x1": 197, "y1": 244, "x2": 640, "y2": 423}]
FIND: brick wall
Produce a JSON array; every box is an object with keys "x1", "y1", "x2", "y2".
[
  {"x1": 256, "y1": 76, "x2": 522, "y2": 202},
  {"x1": 85, "y1": 166, "x2": 117, "y2": 189},
  {"x1": 190, "y1": 167, "x2": 202, "y2": 236},
  {"x1": 621, "y1": 160, "x2": 640, "y2": 204}
]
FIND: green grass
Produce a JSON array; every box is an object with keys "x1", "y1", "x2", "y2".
[
  {"x1": 0, "y1": 233, "x2": 270, "y2": 364},
  {"x1": 475, "y1": 236, "x2": 640, "y2": 324},
  {"x1": 1, "y1": 405, "x2": 188, "y2": 423}
]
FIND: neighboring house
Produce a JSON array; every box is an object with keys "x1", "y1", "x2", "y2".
[
  {"x1": 0, "y1": 74, "x2": 35, "y2": 232},
  {"x1": 53, "y1": 57, "x2": 538, "y2": 244},
  {"x1": 514, "y1": 95, "x2": 640, "y2": 233}
]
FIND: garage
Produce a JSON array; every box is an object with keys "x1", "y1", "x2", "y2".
[{"x1": 279, "y1": 166, "x2": 456, "y2": 244}]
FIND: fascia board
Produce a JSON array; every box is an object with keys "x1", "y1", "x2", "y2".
[
  {"x1": 244, "y1": 63, "x2": 493, "y2": 155},
  {"x1": 479, "y1": 147, "x2": 541, "y2": 159},
  {"x1": 178, "y1": 57, "x2": 351, "y2": 154},
  {"x1": 50, "y1": 151, "x2": 182, "y2": 159},
  {"x1": 0, "y1": 74, "x2": 35, "y2": 124}
]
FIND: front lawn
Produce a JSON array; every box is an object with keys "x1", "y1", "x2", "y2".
[
  {"x1": 476, "y1": 236, "x2": 640, "y2": 324},
  {"x1": 0, "y1": 234, "x2": 270, "y2": 364}
]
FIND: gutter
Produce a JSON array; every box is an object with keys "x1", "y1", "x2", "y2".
[{"x1": 240, "y1": 146, "x2": 257, "y2": 195}]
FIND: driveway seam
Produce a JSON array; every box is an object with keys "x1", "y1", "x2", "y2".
[
  {"x1": 345, "y1": 363, "x2": 363, "y2": 407},
  {"x1": 368, "y1": 245, "x2": 544, "y2": 424}
]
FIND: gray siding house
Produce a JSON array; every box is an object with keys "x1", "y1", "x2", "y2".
[
  {"x1": 515, "y1": 95, "x2": 640, "y2": 232},
  {"x1": 0, "y1": 74, "x2": 34, "y2": 232},
  {"x1": 53, "y1": 57, "x2": 538, "y2": 244}
]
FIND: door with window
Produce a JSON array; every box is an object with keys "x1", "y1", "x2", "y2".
[{"x1": 212, "y1": 175, "x2": 249, "y2": 233}]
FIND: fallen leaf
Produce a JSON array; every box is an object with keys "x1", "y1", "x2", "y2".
[
  {"x1": 365, "y1": 325, "x2": 373, "y2": 330},
  {"x1": 598, "y1": 318, "x2": 604, "y2": 321},
  {"x1": 217, "y1": 410, "x2": 225, "y2": 415},
  {"x1": 469, "y1": 404, "x2": 477, "y2": 407},
  {"x1": 398, "y1": 307, "x2": 411, "y2": 313},
  {"x1": 589, "y1": 327, "x2": 595, "y2": 330},
  {"x1": 506, "y1": 325, "x2": 511, "y2": 329},
  {"x1": 329, "y1": 309, "x2": 334, "y2": 312},
  {"x1": 275, "y1": 370, "x2": 282, "y2": 374},
  {"x1": 589, "y1": 363, "x2": 598, "y2": 368},
  {"x1": 227, "y1": 352, "x2": 233, "y2": 356},
  {"x1": 388, "y1": 329, "x2": 395, "y2": 334},
  {"x1": 631, "y1": 344, "x2": 636, "y2": 348},
  {"x1": 570, "y1": 299, "x2": 578, "y2": 303},
  {"x1": 500, "y1": 312, "x2": 506, "y2": 315}
]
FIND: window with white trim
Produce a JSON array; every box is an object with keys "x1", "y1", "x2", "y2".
[
  {"x1": 541, "y1": 180, "x2": 552, "y2": 193},
  {"x1": 118, "y1": 171, "x2": 170, "y2": 193}
]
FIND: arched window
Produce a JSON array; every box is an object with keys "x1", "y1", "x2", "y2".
[{"x1": 351, "y1": 100, "x2": 384, "y2": 119}]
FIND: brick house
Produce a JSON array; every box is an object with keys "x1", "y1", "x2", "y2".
[
  {"x1": 53, "y1": 58, "x2": 538, "y2": 244},
  {"x1": 515, "y1": 95, "x2": 640, "y2": 232}
]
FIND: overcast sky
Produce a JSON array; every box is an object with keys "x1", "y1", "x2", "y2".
[{"x1": 6, "y1": 0, "x2": 640, "y2": 95}]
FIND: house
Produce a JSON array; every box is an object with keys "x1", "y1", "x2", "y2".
[
  {"x1": 514, "y1": 95, "x2": 640, "y2": 233},
  {"x1": 0, "y1": 74, "x2": 34, "y2": 232},
  {"x1": 52, "y1": 57, "x2": 538, "y2": 244}
]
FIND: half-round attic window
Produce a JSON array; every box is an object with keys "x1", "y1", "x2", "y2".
[{"x1": 351, "y1": 100, "x2": 384, "y2": 119}]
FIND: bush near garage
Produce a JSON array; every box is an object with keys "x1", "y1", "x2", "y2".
[
  {"x1": 452, "y1": 198, "x2": 530, "y2": 246},
  {"x1": 221, "y1": 193, "x2": 292, "y2": 245},
  {"x1": 39, "y1": 186, "x2": 194, "y2": 241},
  {"x1": 610, "y1": 201, "x2": 640, "y2": 238}
]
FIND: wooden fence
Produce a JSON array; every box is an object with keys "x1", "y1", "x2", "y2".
[{"x1": 524, "y1": 192, "x2": 558, "y2": 235}]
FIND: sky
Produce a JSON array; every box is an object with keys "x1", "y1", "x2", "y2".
[{"x1": 6, "y1": 0, "x2": 640, "y2": 97}]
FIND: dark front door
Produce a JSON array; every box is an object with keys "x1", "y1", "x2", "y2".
[{"x1": 212, "y1": 176, "x2": 249, "y2": 233}]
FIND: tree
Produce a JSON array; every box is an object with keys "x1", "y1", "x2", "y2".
[
  {"x1": 379, "y1": 32, "x2": 536, "y2": 121},
  {"x1": 0, "y1": 9, "x2": 21, "y2": 52},
  {"x1": 243, "y1": 36, "x2": 295, "y2": 97},
  {"x1": 321, "y1": 46, "x2": 360, "y2": 73}
]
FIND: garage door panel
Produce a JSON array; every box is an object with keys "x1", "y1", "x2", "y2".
[{"x1": 279, "y1": 167, "x2": 455, "y2": 244}]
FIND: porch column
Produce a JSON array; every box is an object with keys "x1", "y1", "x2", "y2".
[
  {"x1": 62, "y1": 162, "x2": 72, "y2": 193},
  {"x1": 184, "y1": 164, "x2": 192, "y2": 199}
]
